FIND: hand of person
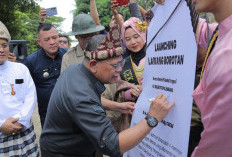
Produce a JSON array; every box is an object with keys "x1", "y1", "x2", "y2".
[
  {"x1": 118, "y1": 102, "x2": 135, "y2": 114},
  {"x1": 39, "y1": 8, "x2": 47, "y2": 23},
  {"x1": 0, "y1": 117, "x2": 23, "y2": 135},
  {"x1": 130, "y1": 85, "x2": 142, "y2": 98},
  {"x1": 8, "y1": 52, "x2": 17, "y2": 62},
  {"x1": 14, "y1": 122, "x2": 23, "y2": 127},
  {"x1": 111, "y1": 0, "x2": 120, "y2": 15},
  {"x1": 154, "y1": 0, "x2": 165, "y2": 5},
  {"x1": 148, "y1": 93, "x2": 174, "y2": 122}
]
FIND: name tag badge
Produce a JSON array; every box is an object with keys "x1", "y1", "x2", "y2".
[
  {"x1": 43, "y1": 69, "x2": 50, "y2": 78},
  {"x1": 43, "y1": 72, "x2": 49, "y2": 78}
]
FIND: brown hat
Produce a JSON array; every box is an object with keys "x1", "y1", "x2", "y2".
[
  {"x1": 0, "y1": 21, "x2": 11, "y2": 42},
  {"x1": 85, "y1": 23, "x2": 124, "y2": 60}
]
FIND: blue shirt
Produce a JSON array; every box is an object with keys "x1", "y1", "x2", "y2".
[{"x1": 23, "y1": 48, "x2": 67, "y2": 125}]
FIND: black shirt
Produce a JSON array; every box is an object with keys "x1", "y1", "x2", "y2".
[{"x1": 40, "y1": 63, "x2": 121, "y2": 157}]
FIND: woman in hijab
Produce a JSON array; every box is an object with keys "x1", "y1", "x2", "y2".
[
  {"x1": 119, "y1": 17, "x2": 147, "y2": 102},
  {"x1": 116, "y1": 17, "x2": 148, "y2": 130}
]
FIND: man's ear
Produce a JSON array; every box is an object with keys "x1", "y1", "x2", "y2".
[
  {"x1": 37, "y1": 39, "x2": 41, "y2": 47},
  {"x1": 89, "y1": 59, "x2": 98, "y2": 73}
]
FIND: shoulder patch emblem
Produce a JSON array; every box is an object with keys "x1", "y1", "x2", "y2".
[{"x1": 93, "y1": 105, "x2": 105, "y2": 113}]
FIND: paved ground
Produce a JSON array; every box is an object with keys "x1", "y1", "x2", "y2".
[{"x1": 31, "y1": 105, "x2": 42, "y2": 155}]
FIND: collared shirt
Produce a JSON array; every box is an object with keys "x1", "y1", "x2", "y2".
[
  {"x1": 0, "y1": 61, "x2": 37, "y2": 135},
  {"x1": 40, "y1": 63, "x2": 121, "y2": 157},
  {"x1": 60, "y1": 43, "x2": 122, "y2": 132},
  {"x1": 23, "y1": 48, "x2": 67, "y2": 124},
  {"x1": 60, "y1": 44, "x2": 84, "y2": 73},
  {"x1": 192, "y1": 16, "x2": 232, "y2": 157}
]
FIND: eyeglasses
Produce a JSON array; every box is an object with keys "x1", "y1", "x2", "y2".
[
  {"x1": 59, "y1": 40, "x2": 68, "y2": 44},
  {"x1": 101, "y1": 59, "x2": 125, "y2": 71},
  {"x1": 0, "y1": 43, "x2": 8, "y2": 49}
]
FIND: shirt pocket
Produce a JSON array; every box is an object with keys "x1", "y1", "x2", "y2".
[{"x1": 1, "y1": 83, "x2": 25, "y2": 102}]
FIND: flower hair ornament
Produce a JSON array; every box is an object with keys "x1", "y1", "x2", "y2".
[{"x1": 135, "y1": 20, "x2": 148, "y2": 33}]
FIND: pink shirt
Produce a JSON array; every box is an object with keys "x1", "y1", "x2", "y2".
[{"x1": 192, "y1": 15, "x2": 232, "y2": 157}]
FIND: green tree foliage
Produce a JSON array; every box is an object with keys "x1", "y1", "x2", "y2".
[
  {"x1": 0, "y1": 0, "x2": 65, "y2": 54},
  {"x1": 74, "y1": 0, "x2": 155, "y2": 31},
  {"x1": 1, "y1": 0, "x2": 38, "y2": 36},
  {"x1": 97, "y1": 1, "x2": 113, "y2": 31},
  {"x1": 137, "y1": 0, "x2": 155, "y2": 11},
  {"x1": 74, "y1": 0, "x2": 89, "y2": 16}
]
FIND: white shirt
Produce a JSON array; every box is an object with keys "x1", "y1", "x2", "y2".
[{"x1": 0, "y1": 61, "x2": 37, "y2": 134}]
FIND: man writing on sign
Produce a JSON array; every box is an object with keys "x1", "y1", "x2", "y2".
[{"x1": 40, "y1": 24, "x2": 174, "y2": 157}]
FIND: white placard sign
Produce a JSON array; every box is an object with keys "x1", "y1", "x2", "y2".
[{"x1": 124, "y1": 0, "x2": 198, "y2": 157}]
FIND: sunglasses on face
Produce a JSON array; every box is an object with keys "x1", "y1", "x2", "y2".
[{"x1": 59, "y1": 40, "x2": 68, "y2": 44}]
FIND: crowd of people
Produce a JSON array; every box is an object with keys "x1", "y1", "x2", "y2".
[{"x1": 0, "y1": 0, "x2": 232, "y2": 156}]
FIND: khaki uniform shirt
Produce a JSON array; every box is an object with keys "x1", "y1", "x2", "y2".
[{"x1": 61, "y1": 44, "x2": 85, "y2": 73}]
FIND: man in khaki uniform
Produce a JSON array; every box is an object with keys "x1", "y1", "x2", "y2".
[{"x1": 61, "y1": 13, "x2": 105, "y2": 73}]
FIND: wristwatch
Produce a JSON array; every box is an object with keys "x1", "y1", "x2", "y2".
[{"x1": 145, "y1": 114, "x2": 158, "y2": 128}]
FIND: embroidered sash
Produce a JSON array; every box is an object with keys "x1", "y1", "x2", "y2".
[
  {"x1": 200, "y1": 26, "x2": 219, "y2": 80},
  {"x1": 120, "y1": 56, "x2": 140, "y2": 85}
]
